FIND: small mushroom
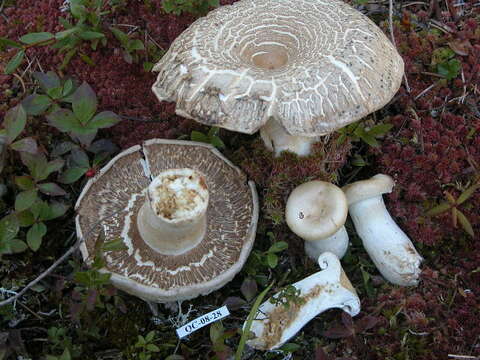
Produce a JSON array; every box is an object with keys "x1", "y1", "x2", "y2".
[
  {"x1": 285, "y1": 181, "x2": 349, "y2": 260},
  {"x1": 245, "y1": 252, "x2": 360, "y2": 350},
  {"x1": 342, "y1": 174, "x2": 423, "y2": 286},
  {"x1": 75, "y1": 139, "x2": 259, "y2": 302},
  {"x1": 151, "y1": 0, "x2": 404, "y2": 156}
]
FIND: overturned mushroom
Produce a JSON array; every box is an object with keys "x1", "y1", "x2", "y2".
[
  {"x1": 342, "y1": 174, "x2": 422, "y2": 286},
  {"x1": 285, "y1": 181, "x2": 349, "y2": 260},
  {"x1": 75, "y1": 139, "x2": 258, "y2": 302},
  {"x1": 152, "y1": 0, "x2": 404, "y2": 156},
  {"x1": 245, "y1": 252, "x2": 360, "y2": 350}
]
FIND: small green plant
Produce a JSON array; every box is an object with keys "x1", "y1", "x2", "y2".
[
  {"x1": 269, "y1": 284, "x2": 305, "y2": 309},
  {"x1": 162, "y1": 0, "x2": 219, "y2": 16},
  {"x1": 0, "y1": 71, "x2": 119, "y2": 255},
  {"x1": 431, "y1": 47, "x2": 461, "y2": 81},
  {"x1": 337, "y1": 121, "x2": 393, "y2": 147},
  {"x1": 0, "y1": 0, "x2": 153, "y2": 73},
  {"x1": 190, "y1": 127, "x2": 225, "y2": 149},
  {"x1": 110, "y1": 27, "x2": 145, "y2": 64},
  {"x1": 130, "y1": 331, "x2": 160, "y2": 360},
  {"x1": 426, "y1": 179, "x2": 479, "y2": 237},
  {"x1": 249, "y1": 235, "x2": 288, "y2": 270}
]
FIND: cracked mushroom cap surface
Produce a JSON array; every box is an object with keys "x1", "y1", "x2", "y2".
[
  {"x1": 74, "y1": 139, "x2": 258, "y2": 302},
  {"x1": 152, "y1": 0, "x2": 404, "y2": 137}
]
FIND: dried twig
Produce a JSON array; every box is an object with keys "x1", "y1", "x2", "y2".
[
  {"x1": 0, "y1": 210, "x2": 122, "y2": 307},
  {"x1": 389, "y1": 0, "x2": 411, "y2": 93}
]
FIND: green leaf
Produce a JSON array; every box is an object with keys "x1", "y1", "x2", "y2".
[
  {"x1": 0, "y1": 37, "x2": 23, "y2": 48},
  {"x1": 70, "y1": 2, "x2": 88, "y2": 19},
  {"x1": 15, "y1": 189, "x2": 38, "y2": 211},
  {"x1": 89, "y1": 111, "x2": 120, "y2": 129},
  {"x1": 21, "y1": 94, "x2": 52, "y2": 115},
  {"x1": 52, "y1": 141, "x2": 77, "y2": 157},
  {"x1": 33, "y1": 71, "x2": 61, "y2": 92},
  {"x1": 19, "y1": 32, "x2": 54, "y2": 44},
  {"x1": 47, "y1": 86, "x2": 64, "y2": 100},
  {"x1": 58, "y1": 167, "x2": 88, "y2": 184},
  {"x1": 235, "y1": 282, "x2": 274, "y2": 360},
  {"x1": 145, "y1": 330, "x2": 156, "y2": 343},
  {"x1": 59, "y1": 348, "x2": 71, "y2": 360},
  {"x1": 457, "y1": 183, "x2": 480, "y2": 205},
  {"x1": 110, "y1": 27, "x2": 129, "y2": 45},
  {"x1": 437, "y1": 58, "x2": 461, "y2": 80},
  {"x1": 15, "y1": 176, "x2": 35, "y2": 190},
  {"x1": 4, "y1": 105, "x2": 27, "y2": 144},
  {"x1": 190, "y1": 131, "x2": 209, "y2": 143},
  {"x1": 17, "y1": 210, "x2": 35, "y2": 227},
  {"x1": 79, "y1": 53, "x2": 95, "y2": 66},
  {"x1": 62, "y1": 79, "x2": 74, "y2": 97},
  {"x1": 267, "y1": 253, "x2": 278, "y2": 268},
  {"x1": 0, "y1": 214, "x2": 19, "y2": 242},
  {"x1": 27, "y1": 222, "x2": 47, "y2": 251},
  {"x1": 47, "y1": 108, "x2": 78, "y2": 132},
  {"x1": 59, "y1": 48, "x2": 77, "y2": 70},
  {"x1": 367, "y1": 123, "x2": 394, "y2": 137},
  {"x1": 129, "y1": 39, "x2": 145, "y2": 51},
  {"x1": 70, "y1": 148, "x2": 90, "y2": 168},
  {"x1": 41, "y1": 158, "x2": 65, "y2": 180},
  {"x1": 38, "y1": 182, "x2": 67, "y2": 196},
  {"x1": 146, "y1": 344, "x2": 160, "y2": 352},
  {"x1": 268, "y1": 241, "x2": 288, "y2": 253},
  {"x1": 456, "y1": 210, "x2": 474, "y2": 237},
  {"x1": 426, "y1": 202, "x2": 451, "y2": 216},
  {"x1": 10, "y1": 137, "x2": 38, "y2": 154},
  {"x1": 102, "y1": 238, "x2": 128, "y2": 252},
  {"x1": 279, "y1": 343, "x2": 301, "y2": 353},
  {"x1": 5, "y1": 50, "x2": 25, "y2": 74},
  {"x1": 7, "y1": 239, "x2": 28, "y2": 254},
  {"x1": 143, "y1": 61, "x2": 154, "y2": 72},
  {"x1": 55, "y1": 28, "x2": 79, "y2": 40},
  {"x1": 359, "y1": 132, "x2": 379, "y2": 147},
  {"x1": 78, "y1": 31, "x2": 105, "y2": 40},
  {"x1": 21, "y1": 152, "x2": 48, "y2": 180},
  {"x1": 210, "y1": 136, "x2": 225, "y2": 149},
  {"x1": 41, "y1": 201, "x2": 69, "y2": 221},
  {"x1": 72, "y1": 82, "x2": 97, "y2": 124}
]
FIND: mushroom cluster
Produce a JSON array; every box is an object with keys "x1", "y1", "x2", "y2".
[
  {"x1": 285, "y1": 175, "x2": 423, "y2": 286},
  {"x1": 152, "y1": 0, "x2": 404, "y2": 156},
  {"x1": 75, "y1": 139, "x2": 259, "y2": 302}
]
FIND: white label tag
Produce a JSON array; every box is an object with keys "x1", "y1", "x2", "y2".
[{"x1": 176, "y1": 305, "x2": 230, "y2": 338}]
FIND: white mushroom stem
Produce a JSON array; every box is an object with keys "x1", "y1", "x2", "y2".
[
  {"x1": 137, "y1": 168, "x2": 209, "y2": 255},
  {"x1": 260, "y1": 118, "x2": 319, "y2": 157},
  {"x1": 343, "y1": 174, "x2": 422, "y2": 286},
  {"x1": 245, "y1": 252, "x2": 360, "y2": 350},
  {"x1": 304, "y1": 225, "x2": 349, "y2": 261}
]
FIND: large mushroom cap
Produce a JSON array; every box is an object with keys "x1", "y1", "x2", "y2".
[
  {"x1": 152, "y1": 0, "x2": 404, "y2": 137},
  {"x1": 75, "y1": 139, "x2": 258, "y2": 302}
]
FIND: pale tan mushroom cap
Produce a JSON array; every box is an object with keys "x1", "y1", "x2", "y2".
[
  {"x1": 74, "y1": 139, "x2": 258, "y2": 302},
  {"x1": 152, "y1": 0, "x2": 404, "y2": 136},
  {"x1": 285, "y1": 181, "x2": 348, "y2": 242},
  {"x1": 342, "y1": 173, "x2": 394, "y2": 205}
]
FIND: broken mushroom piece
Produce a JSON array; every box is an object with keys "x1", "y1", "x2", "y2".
[
  {"x1": 285, "y1": 181, "x2": 349, "y2": 260},
  {"x1": 75, "y1": 139, "x2": 259, "y2": 302},
  {"x1": 151, "y1": 0, "x2": 404, "y2": 156},
  {"x1": 245, "y1": 252, "x2": 360, "y2": 350},
  {"x1": 342, "y1": 174, "x2": 423, "y2": 286}
]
